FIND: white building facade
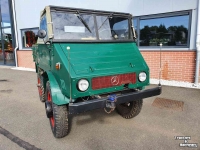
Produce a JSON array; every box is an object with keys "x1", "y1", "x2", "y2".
[{"x1": 0, "y1": 0, "x2": 199, "y2": 84}]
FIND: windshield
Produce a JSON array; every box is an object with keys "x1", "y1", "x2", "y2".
[
  {"x1": 51, "y1": 11, "x2": 132, "y2": 41},
  {"x1": 97, "y1": 15, "x2": 130, "y2": 40},
  {"x1": 51, "y1": 12, "x2": 97, "y2": 40}
]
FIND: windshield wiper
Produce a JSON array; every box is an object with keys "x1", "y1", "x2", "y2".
[
  {"x1": 76, "y1": 12, "x2": 92, "y2": 33},
  {"x1": 98, "y1": 14, "x2": 113, "y2": 30}
]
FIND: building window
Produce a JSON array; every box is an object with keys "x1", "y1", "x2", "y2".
[
  {"x1": 134, "y1": 11, "x2": 191, "y2": 48},
  {"x1": 1, "y1": 0, "x2": 11, "y2": 27},
  {"x1": 21, "y1": 28, "x2": 39, "y2": 48}
]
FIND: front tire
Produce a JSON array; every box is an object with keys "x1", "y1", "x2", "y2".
[
  {"x1": 46, "y1": 81, "x2": 69, "y2": 138},
  {"x1": 116, "y1": 99, "x2": 143, "y2": 119}
]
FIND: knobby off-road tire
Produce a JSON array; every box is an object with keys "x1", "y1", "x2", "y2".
[
  {"x1": 116, "y1": 99, "x2": 143, "y2": 119},
  {"x1": 37, "y1": 74, "x2": 45, "y2": 102},
  {"x1": 46, "y1": 81, "x2": 69, "y2": 138}
]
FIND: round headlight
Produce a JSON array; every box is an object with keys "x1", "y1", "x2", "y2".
[
  {"x1": 139, "y1": 72, "x2": 147, "y2": 82},
  {"x1": 78, "y1": 79, "x2": 89, "y2": 91}
]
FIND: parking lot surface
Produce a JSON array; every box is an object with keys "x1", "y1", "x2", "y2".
[{"x1": 0, "y1": 68, "x2": 199, "y2": 150}]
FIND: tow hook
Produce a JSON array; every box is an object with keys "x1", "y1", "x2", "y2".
[
  {"x1": 104, "y1": 94, "x2": 117, "y2": 114},
  {"x1": 45, "y1": 101, "x2": 53, "y2": 118}
]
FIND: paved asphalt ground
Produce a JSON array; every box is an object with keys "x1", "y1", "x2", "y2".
[{"x1": 0, "y1": 68, "x2": 199, "y2": 150}]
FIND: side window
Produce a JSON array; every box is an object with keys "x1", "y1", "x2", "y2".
[{"x1": 40, "y1": 15, "x2": 48, "y2": 39}]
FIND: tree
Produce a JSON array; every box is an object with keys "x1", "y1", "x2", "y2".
[
  {"x1": 157, "y1": 24, "x2": 167, "y2": 33},
  {"x1": 140, "y1": 25, "x2": 151, "y2": 40}
]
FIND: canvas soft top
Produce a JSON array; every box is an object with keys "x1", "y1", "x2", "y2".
[{"x1": 48, "y1": 5, "x2": 132, "y2": 17}]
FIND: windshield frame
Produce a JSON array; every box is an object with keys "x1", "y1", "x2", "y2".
[{"x1": 49, "y1": 6, "x2": 135, "y2": 43}]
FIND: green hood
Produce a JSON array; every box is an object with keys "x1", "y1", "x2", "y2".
[{"x1": 59, "y1": 42, "x2": 148, "y2": 77}]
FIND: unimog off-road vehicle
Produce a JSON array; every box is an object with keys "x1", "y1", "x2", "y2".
[{"x1": 32, "y1": 6, "x2": 161, "y2": 138}]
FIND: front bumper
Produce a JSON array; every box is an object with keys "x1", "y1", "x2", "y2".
[{"x1": 69, "y1": 86, "x2": 162, "y2": 114}]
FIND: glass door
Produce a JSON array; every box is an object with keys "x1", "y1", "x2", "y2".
[
  {"x1": 2, "y1": 28, "x2": 14, "y2": 65},
  {"x1": 0, "y1": 0, "x2": 15, "y2": 66},
  {"x1": 0, "y1": 27, "x2": 4, "y2": 65}
]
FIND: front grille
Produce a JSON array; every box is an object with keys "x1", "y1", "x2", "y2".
[{"x1": 92, "y1": 73, "x2": 136, "y2": 90}]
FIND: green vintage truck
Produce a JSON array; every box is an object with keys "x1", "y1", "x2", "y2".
[{"x1": 32, "y1": 6, "x2": 161, "y2": 138}]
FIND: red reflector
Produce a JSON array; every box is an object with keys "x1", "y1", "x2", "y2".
[{"x1": 92, "y1": 73, "x2": 136, "y2": 90}]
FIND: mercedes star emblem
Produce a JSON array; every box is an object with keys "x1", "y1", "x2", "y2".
[{"x1": 111, "y1": 76, "x2": 119, "y2": 85}]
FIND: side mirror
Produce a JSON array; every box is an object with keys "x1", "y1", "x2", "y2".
[{"x1": 38, "y1": 29, "x2": 47, "y2": 39}]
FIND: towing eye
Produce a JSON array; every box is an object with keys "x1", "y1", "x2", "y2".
[{"x1": 104, "y1": 94, "x2": 117, "y2": 114}]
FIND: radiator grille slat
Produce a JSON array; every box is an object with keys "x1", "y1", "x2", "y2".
[{"x1": 92, "y1": 73, "x2": 136, "y2": 90}]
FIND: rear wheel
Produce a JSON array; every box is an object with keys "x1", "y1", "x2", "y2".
[
  {"x1": 46, "y1": 81, "x2": 69, "y2": 138},
  {"x1": 116, "y1": 99, "x2": 143, "y2": 119},
  {"x1": 37, "y1": 74, "x2": 45, "y2": 102}
]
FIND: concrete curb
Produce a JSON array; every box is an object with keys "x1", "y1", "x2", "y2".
[
  {"x1": 0, "y1": 65, "x2": 13, "y2": 69},
  {"x1": 150, "y1": 79, "x2": 200, "y2": 89},
  {"x1": 10, "y1": 67, "x2": 36, "y2": 72}
]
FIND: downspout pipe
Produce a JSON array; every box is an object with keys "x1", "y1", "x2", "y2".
[
  {"x1": 12, "y1": 0, "x2": 18, "y2": 67},
  {"x1": 195, "y1": 0, "x2": 200, "y2": 85}
]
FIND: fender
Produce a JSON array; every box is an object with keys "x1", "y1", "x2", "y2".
[{"x1": 46, "y1": 71, "x2": 70, "y2": 105}]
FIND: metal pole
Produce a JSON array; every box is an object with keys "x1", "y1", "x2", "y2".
[
  {"x1": 195, "y1": 47, "x2": 200, "y2": 85},
  {"x1": 159, "y1": 43, "x2": 162, "y2": 86},
  {"x1": 194, "y1": 0, "x2": 200, "y2": 86}
]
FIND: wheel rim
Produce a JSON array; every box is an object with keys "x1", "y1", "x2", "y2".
[
  {"x1": 47, "y1": 91, "x2": 55, "y2": 127},
  {"x1": 118, "y1": 102, "x2": 133, "y2": 114},
  {"x1": 37, "y1": 77, "x2": 42, "y2": 96}
]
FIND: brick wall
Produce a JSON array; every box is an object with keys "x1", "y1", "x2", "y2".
[
  {"x1": 141, "y1": 51, "x2": 196, "y2": 83},
  {"x1": 17, "y1": 50, "x2": 197, "y2": 83},
  {"x1": 17, "y1": 50, "x2": 35, "y2": 69}
]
